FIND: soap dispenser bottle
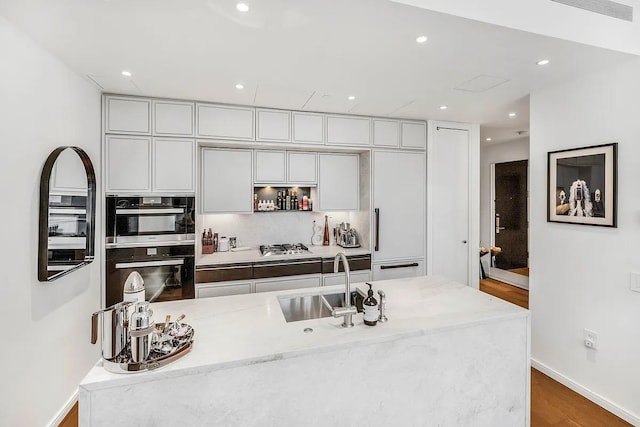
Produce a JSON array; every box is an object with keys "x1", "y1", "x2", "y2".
[{"x1": 363, "y1": 283, "x2": 379, "y2": 326}]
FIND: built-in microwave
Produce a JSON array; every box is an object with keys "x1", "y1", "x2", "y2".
[{"x1": 106, "y1": 196, "x2": 195, "y2": 248}]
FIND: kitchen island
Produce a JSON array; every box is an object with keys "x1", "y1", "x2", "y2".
[{"x1": 79, "y1": 275, "x2": 530, "y2": 426}]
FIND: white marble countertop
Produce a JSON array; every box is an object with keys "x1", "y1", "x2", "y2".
[
  {"x1": 196, "y1": 245, "x2": 371, "y2": 266},
  {"x1": 80, "y1": 275, "x2": 528, "y2": 391}
]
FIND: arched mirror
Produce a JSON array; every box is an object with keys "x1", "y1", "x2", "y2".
[{"x1": 38, "y1": 146, "x2": 96, "y2": 281}]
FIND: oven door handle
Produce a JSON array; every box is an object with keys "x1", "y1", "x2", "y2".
[
  {"x1": 115, "y1": 259, "x2": 185, "y2": 269},
  {"x1": 115, "y1": 208, "x2": 185, "y2": 215}
]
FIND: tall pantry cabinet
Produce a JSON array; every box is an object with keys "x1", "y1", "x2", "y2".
[{"x1": 371, "y1": 150, "x2": 426, "y2": 280}]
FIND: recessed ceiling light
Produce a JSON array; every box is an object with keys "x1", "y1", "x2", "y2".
[
  {"x1": 347, "y1": 95, "x2": 356, "y2": 101},
  {"x1": 486, "y1": 137, "x2": 492, "y2": 142},
  {"x1": 236, "y1": 3, "x2": 249, "y2": 12},
  {"x1": 536, "y1": 59, "x2": 550, "y2": 66},
  {"x1": 508, "y1": 112, "x2": 517, "y2": 118},
  {"x1": 416, "y1": 35, "x2": 428, "y2": 44},
  {"x1": 439, "y1": 105, "x2": 448, "y2": 110},
  {"x1": 235, "y1": 83, "x2": 244, "y2": 89},
  {"x1": 121, "y1": 70, "x2": 132, "y2": 77}
]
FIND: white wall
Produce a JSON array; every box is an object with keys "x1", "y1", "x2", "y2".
[
  {"x1": 391, "y1": 0, "x2": 640, "y2": 55},
  {"x1": 529, "y1": 58, "x2": 640, "y2": 424},
  {"x1": 0, "y1": 16, "x2": 101, "y2": 427},
  {"x1": 479, "y1": 139, "x2": 529, "y2": 275}
]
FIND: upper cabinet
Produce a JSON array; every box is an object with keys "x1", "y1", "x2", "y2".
[
  {"x1": 105, "y1": 96, "x2": 151, "y2": 135},
  {"x1": 318, "y1": 154, "x2": 359, "y2": 211},
  {"x1": 254, "y1": 150, "x2": 286, "y2": 184},
  {"x1": 254, "y1": 151, "x2": 317, "y2": 185},
  {"x1": 326, "y1": 115, "x2": 370, "y2": 146},
  {"x1": 287, "y1": 152, "x2": 317, "y2": 184},
  {"x1": 292, "y1": 112, "x2": 324, "y2": 145},
  {"x1": 106, "y1": 136, "x2": 195, "y2": 194},
  {"x1": 256, "y1": 109, "x2": 291, "y2": 142},
  {"x1": 401, "y1": 121, "x2": 427, "y2": 149},
  {"x1": 197, "y1": 104, "x2": 255, "y2": 140},
  {"x1": 373, "y1": 119, "x2": 400, "y2": 148},
  {"x1": 153, "y1": 100, "x2": 194, "y2": 136},
  {"x1": 201, "y1": 148, "x2": 253, "y2": 213}
]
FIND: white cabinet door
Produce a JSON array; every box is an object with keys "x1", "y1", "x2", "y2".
[
  {"x1": 401, "y1": 121, "x2": 427, "y2": 149},
  {"x1": 318, "y1": 154, "x2": 359, "y2": 211},
  {"x1": 256, "y1": 109, "x2": 291, "y2": 142},
  {"x1": 153, "y1": 138, "x2": 195, "y2": 192},
  {"x1": 106, "y1": 97, "x2": 151, "y2": 135},
  {"x1": 292, "y1": 112, "x2": 324, "y2": 145},
  {"x1": 373, "y1": 151, "x2": 425, "y2": 261},
  {"x1": 372, "y1": 259, "x2": 424, "y2": 281},
  {"x1": 326, "y1": 115, "x2": 371, "y2": 146},
  {"x1": 373, "y1": 120, "x2": 399, "y2": 147},
  {"x1": 197, "y1": 104, "x2": 255, "y2": 140},
  {"x1": 254, "y1": 275, "x2": 321, "y2": 293},
  {"x1": 323, "y1": 270, "x2": 371, "y2": 287},
  {"x1": 51, "y1": 148, "x2": 87, "y2": 195},
  {"x1": 196, "y1": 281, "x2": 252, "y2": 298},
  {"x1": 153, "y1": 100, "x2": 194, "y2": 136},
  {"x1": 106, "y1": 136, "x2": 152, "y2": 193},
  {"x1": 254, "y1": 150, "x2": 286, "y2": 184},
  {"x1": 287, "y1": 152, "x2": 317, "y2": 184},
  {"x1": 201, "y1": 148, "x2": 253, "y2": 213}
]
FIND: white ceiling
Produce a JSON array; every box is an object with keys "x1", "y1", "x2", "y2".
[{"x1": 0, "y1": 0, "x2": 636, "y2": 144}]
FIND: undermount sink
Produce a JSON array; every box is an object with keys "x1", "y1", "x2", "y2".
[{"x1": 278, "y1": 292, "x2": 348, "y2": 323}]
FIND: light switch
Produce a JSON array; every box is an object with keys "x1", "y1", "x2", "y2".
[{"x1": 630, "y1": 272, "x2": 640, "y2": 293}]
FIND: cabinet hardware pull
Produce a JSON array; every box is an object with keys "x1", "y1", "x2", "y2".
[
  {"x1": 115, "y1": 208, "x2": 185, "y2": 215},
  {"x1": 115, "y1": 259, "x2": 184, "y2": 269},
  {"x1": 374, "y1": 208, "x2": 380, "y2": 251},
  {"x1": 380, "y1": 263, "x2": 419, "y2": 270}
]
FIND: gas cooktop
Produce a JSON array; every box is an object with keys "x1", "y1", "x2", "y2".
[{"x1": 259, "y1": 243, "x2": 310, "y2": 256}]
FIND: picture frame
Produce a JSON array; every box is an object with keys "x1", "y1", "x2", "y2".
[{"x1": 547, "y1": 143, "x2": 617, "y2": 227}]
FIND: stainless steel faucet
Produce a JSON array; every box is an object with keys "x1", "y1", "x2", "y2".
[{"x1": 332, "y1": 252, "x2": 357, "y2": 328}]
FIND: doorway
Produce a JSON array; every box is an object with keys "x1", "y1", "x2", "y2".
[{"x1": 490, "y1": 159, "x2": 529, "y2": 288}]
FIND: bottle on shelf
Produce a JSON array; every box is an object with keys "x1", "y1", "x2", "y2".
[
  {"x1": 257, "y1": 199, "x2": 264, "y2": 212},
  {"x1": 308, "y1": 198, "x2": 313, "y2": 211},
  {"x1": 322, "y1": 215, "x2": 330, "y2": 246},
  {"x1": 302, "y1": 195, "x2": 308, "y2": 211},
  {"x1": 293, "y1": 191, "x2": 298, "y2": 210},
  {"x1": 363, "y1": 283, "x2": 379, "y2": 326},
  {"x1": 285, "y1": 190, "x2": 291, "y2": 210},
  {"x1": 254, "y1": 193, "x2": 258, "y2": 211},
  {"x1": 277, "y1": 191, "x2": 282, "y2": 210}
]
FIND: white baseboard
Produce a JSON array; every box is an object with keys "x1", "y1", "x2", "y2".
[
  {"x1": 47, "y1": 389, "x2": 78, "y2": 427},
  {"x1": 531, "y1": 358, "x2": 639, "y2": 426}
]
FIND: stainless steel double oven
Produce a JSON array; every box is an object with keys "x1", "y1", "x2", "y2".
[{"x1": 105, "y1": 196, "x2": 195, "y2": 307}]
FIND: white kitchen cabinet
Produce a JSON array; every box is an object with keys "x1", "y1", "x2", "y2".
[
  {"x1": 326, "y1": 115, "x2": 371, "y2": 146},
  {"x1": 373, "y1": 119, "x2": 400, "y2": 147},
  {"x1": 287, "y1": 152, "x2": 317, "y2": 184},
  {"x1": 153, "y1": 100, "x2": 194, "y2": 136},
  {"x1": 254, "y1": 150, "x2": 286, "y2": 184},
  {"x1": 196, "y1": 281, "x2": 252, "y2": 298},
  {"x1": 105, "y1": 136, "x2": 152, "y2": 193},
  {"x1": 201, "y1": 148, "x2": 253, "y2": 213},
  {"x1": 292, "y1": 112, "x2": 324, "y2": 145},
  {"x1": 256, "y1": 109, "x2": 291, "y2": 142},
  {"x1": 401, "y1": 121, "x2": 427, "y2": 149},
  {"x1": 197, "y1": 104, "x2": 254, "y2": 140},
  {"x1": 254, "y1": 274, "x2": 321, "y2": 293},
  {"x1": 372, "y1": 151, "x2": 425, "y2": 261},
  {"x1": 322, "y1": 270, "x2": 371, "y2": 287},
  {"x1": 106, "y1": 96, "x2": 151, "y2": 135},
  {"x1": 51, "y1": 148, "x2": 87, "y2": 196},
  {"x1": 372, "y1": 259, "x2": 424, "y2": 281},
  {"x1": 318, "y1": 154, "x2": 359, "y2": 211},
  {"x1": 153, "y1": 138, "x2": 195, "y2": 192}
]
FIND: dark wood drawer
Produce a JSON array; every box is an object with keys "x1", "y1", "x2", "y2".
[
  {"x1": 322, "y1": 254, "x2": 371, "y2": 274},
  {"x1": 196, "y1": 264, "x2": 253, "y2": 283},
  {"x1": 253, "y1": 258, "x2": 322, "y2": 279}
]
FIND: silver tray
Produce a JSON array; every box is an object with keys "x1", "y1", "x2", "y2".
[{"x1": 102, "y1": 322, "x2": 194, "y2": 374}]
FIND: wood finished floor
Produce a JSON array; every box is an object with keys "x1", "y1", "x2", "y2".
[{"x1": 60, "y1": 280, "x2": 630, "y2": 427}]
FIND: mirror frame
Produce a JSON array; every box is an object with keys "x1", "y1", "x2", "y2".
[{"x1": 38, "y1": 146, "x2": 96, "y2": 282}]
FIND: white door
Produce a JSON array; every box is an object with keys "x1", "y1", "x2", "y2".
[{"x1": 429, "y1": 126, "x2": 471, "y2": 285}]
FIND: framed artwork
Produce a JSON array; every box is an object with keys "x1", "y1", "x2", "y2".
[{"x1": 547, "y1": 143, "x2": 617, "y2": 227}]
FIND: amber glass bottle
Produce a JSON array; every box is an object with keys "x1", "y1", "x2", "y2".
[{"x1": 322, "y1": 215, "x2": 330, "y2": 246}]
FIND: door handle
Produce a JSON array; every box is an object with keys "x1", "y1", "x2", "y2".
[
  {"x1": 374, "y1": 208, "x2": 380, "y2": 252},
  {"x1": 496, "y1": 226, "x2": 506, "y2": 234},
  {"x1": 462, "y1": 240, "x2": 467, "y2": 244},
  {"x1": 115, "y1": 259, "x2": 184, "y2": 269}
]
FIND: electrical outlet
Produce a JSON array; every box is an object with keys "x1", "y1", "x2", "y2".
[
  {"x1": 630, "y1": 272, "x2": 640, "y2": 293},
  {"x1": 584, "y1": 329, "x2": 598, "y2": 350}
]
